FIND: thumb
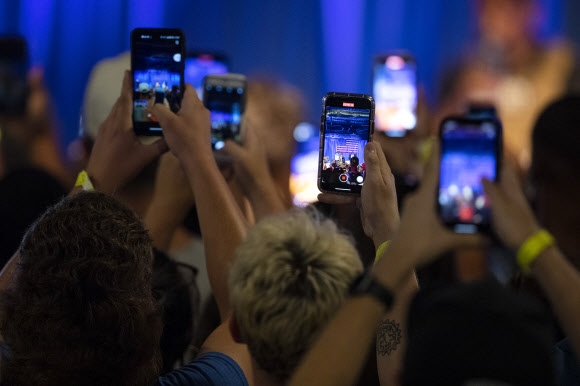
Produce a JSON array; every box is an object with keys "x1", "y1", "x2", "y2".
[
  {"x1": 363, "y1": 142, "x2": 381, "y2": 182},
  {"x1": 150, "y1": 102, "x2": 175, "y2": 129}
]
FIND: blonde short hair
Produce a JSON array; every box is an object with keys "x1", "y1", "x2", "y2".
[{"x1": 229, "y1": 208, "x2": 363, "y2": 381}]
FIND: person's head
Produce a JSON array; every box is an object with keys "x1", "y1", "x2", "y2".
[
  {"x1": 152, "y1": 250, "x2": 200, "y2": 374},
  {"x1": 228, "y1": 209, "x2": 363, "y2": 381},
  {"x1": 0, "y1": 192, "x2": 162, "y2": 386},
  {"x1": 475, "y1": 0, "x2": 542, "y2": 47},
  {"x1": 401, "y1": 280, "x2": 553, "y2": 386},
  {"x1": 530, "y1": 94, "x2": 580, "y2": 193},
  {"x1": 245, "y1": 77, "x2": 306, "y2": 168},
  {"x1": 527, "y1": 94, "x2": 580, "y2": 269}
]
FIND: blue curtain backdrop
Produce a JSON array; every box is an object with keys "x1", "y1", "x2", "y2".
[{"x1": 0, "y1": 0, "x2": 568, "y2": 147}]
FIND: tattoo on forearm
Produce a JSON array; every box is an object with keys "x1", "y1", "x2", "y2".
[{"x1": 376, "y1": 319, "x2": 402, "y2": 356}]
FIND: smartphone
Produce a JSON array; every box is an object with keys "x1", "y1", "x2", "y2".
[
  {"x1": 203, "y1": 73, "x2": 246, "y2": 150},
  {"x1": 131, "y1": 28, "x2": 185, "y2": 136},
  {"x1": 0, "y1": 36, "x2": 28, "y2": 116},
  {"x1": 372, "y1": 53, "x2": 417, "y2": 137},
  {"x1": 318, "y1": 92, "x2": 374, "y2": 195},
  {"x1": 437, "y1": 116, "x2": 503, "y2": 233},
  {"x1": 467, "y1": 103, "x2": 497, "y2": 120},
  {"x1": 185, "y1": 51, "x2": 228, "y2": 99}
]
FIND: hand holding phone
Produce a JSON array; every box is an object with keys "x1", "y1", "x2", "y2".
[
  {"x1": 203, "y1": 73, "x2": 247, "y2": 151},
  {"x1": 437, "y1": 116, "x2": 502, "y2": 233},
  {"x1": 131, "y1": 28, "x2": 185, "y2": 136},
  {"x1": 318, "y1": 92, "x2": 374, "y2": 195}
]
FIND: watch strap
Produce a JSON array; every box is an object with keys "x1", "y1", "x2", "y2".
[{"x1": 349, "y1": 272, "x2": 394, "y2": 310}]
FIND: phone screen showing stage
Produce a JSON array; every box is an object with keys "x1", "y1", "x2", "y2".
[
  {"x1": 204, "y1": 81, "x2": 245, "y2": 150},
  {"x1": 319, "y1": 105, "x2": 371, "y2": 194},
  {"x1": 438, "y1": 119, "x2": 499, "y2": 232},
  {"x1": 185, "y1": 55, "x2": 228, "y2": 98},
  {"x1": 373, "y1": 55, "x2": 417, "y2": 137},
  {"x1": 132, "y1": 29, "x2": 184, "y2": 133}
]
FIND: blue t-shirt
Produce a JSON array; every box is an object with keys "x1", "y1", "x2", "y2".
[
  {"x1": 554, "y1": 338, "x2": 580, "y2": 386},
  {"x1": 157, "y1": 352, "x2": 248, "y2": 386}
]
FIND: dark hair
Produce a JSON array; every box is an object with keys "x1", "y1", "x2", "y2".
[
  {"x1": 403, "y1": 280, "x2": 553, "y2": 386},
  {"x1": 152, "y1": 250, "x2": 200, "y2": 373},
  {"x1": 0, "y1": 192, "x2": 162, "y2": 386},
  {"x1": 531, "y1": 94, "x2": 580, "y2": 186}
]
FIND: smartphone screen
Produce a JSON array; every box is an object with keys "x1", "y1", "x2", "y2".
[
  {"x1": 185, "y1": 52, "x2": 228, "y2": 99},
  {"x1": 203, "y1": 74, "x2": 246, "y2": 150},
  {"x1": 372, "y1": 54, "x2": 417, "y2": 137},
  {"x1": 318, "y1": 93, "x2": 374, "y2": 195},
  {"x1": 0, "y1": 36, "x2": 28, "y2": 115},
  {"x1": 131, "y1": 28, "x2": 184, "y2": 135},
  {"x1": 438, "y1": 117, "x2": 502, "y2": 233}
]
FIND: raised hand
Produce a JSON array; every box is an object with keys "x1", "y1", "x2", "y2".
[
  {"x1": 482, "y1": 161, "x2": 541, "y2": 250},
  {"x1": 220, "y1": 123, "x2": 286, "y2": 219},
  {"x1": 86, "y1": 71, "x2": 167, "y2": 194},
  {"x1": 359, "y1": 142, "x2": 400, "y2": 248},
  {"x1": 150, "y1": 83, "x2": 211, "y2": 161},
  {"x1": 379, "y1": 142, "x2": 485, "y2": 271}
]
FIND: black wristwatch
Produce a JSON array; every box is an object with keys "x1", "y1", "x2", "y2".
[{"x1": 349, "y1": 272, "x2": 394, "y2": 310}]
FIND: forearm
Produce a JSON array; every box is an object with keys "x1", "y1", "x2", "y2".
[
  {"x1": 181, "y1": 151, "x2": 248, "y2": 319},
  {"x1": 531, "y1": 246, "x2": 580, "y2": 361},
  {"x1": 246, "y1": 180, "x2": 287, "y2": 222},
  {"x1": 145, "y1": 202, "x2": 188, "y2": 252},
  {"x1": 290, "y1": 253, "x2": 413, "y2": 386},
  {"x1": 376, "y1": 272, "x2": 418, "y2": 386},
  {"x1": 290, "y1": 297, "x2": 386, "y2": 386}
]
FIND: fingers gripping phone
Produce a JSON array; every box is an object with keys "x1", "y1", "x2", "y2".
[
  {"x1": 318, "y1": 92, "x2": 374, "y2": 195},
  {"x1": 131, "y1": 28, "x2": 185, "y2": 136},
  {"x1": 372, "y1": 53, "x2": 417, "y2": 137},
  {"x1": 203, "y1": 73, "x2": 247, "y2": 150},
  {"x1": 437, "y1": 116, "x2": 502, "y2": 233},
  {"x1": 0, "y1": 36, "x2": 28, "y2": 116}
]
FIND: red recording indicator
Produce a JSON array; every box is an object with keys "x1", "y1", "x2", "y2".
[{"x1": 343, "y1": 102, "x2": 354, "y2": 107}]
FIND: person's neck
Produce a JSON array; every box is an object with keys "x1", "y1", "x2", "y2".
[{"x1": 250, "y1": 359, "x2": 285, "y2": 386}]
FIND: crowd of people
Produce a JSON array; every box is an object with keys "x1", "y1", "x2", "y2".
[{"x1": 1, "y1": 0, "x2": 580, "y2": 385}]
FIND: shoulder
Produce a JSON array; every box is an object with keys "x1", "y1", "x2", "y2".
[{"x1": 156, "y1": 351, "x2": 249, "y2": 386}]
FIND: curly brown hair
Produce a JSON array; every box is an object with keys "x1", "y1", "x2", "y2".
[{"x1": 0, "y1": 191, "x2": 162, "y2": 386}]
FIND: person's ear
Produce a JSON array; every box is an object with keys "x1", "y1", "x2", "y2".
[{"x1": 228, "y1": 313, "x2": 244, "y2": 344}]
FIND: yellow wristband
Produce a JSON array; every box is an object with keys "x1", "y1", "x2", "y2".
[
  {"x1": 516, "y1": 229, "x2": 555, "y2": 273},
  {"x1": 374, "y1": 241, "x2": 391, "y2": 265},
  {"x1": 75, "y1": 170, "x2": 95, "y2": 191}
]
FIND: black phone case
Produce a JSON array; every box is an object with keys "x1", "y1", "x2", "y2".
[{"x1": 317, "y1": 92, "x2": 375, "y2": 196}]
